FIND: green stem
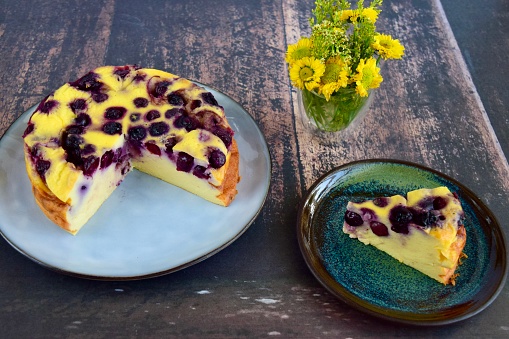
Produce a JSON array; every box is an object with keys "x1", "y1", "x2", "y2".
[{"x1": 301, "y1": 88, "x2": 371, "y2": 132}]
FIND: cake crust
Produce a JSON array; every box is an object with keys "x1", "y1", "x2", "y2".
[
  {"x1": 215, "y1": 139, "x2": 240, "y2": 206},
  {"x1": 441, "y1": 225, "x2": 466, "y2": 285}
]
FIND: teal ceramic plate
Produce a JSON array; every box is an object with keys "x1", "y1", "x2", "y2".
[{"x1": 297, "y1": 159, "x2": 507, "y2": 326}]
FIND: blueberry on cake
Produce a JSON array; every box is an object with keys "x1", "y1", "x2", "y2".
[
  {"x1": 343, "y1": 187, "x2": 466, "y2": 285},
  {"x1": 23, "y1": 65, "x2": 240, "y2": 235}
]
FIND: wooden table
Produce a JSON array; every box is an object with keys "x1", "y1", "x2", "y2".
[{"x1": 1, "y1": 0, "x2": 508, "y2": 337}]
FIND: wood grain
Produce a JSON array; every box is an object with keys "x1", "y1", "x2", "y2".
[{"x1": 1, "y1": 0, "x2": 508, "y2": 337}]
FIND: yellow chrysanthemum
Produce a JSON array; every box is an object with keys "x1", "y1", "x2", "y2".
[
  {"x1": 320, "y1": 83, "x2": 342, "y2": 102},
  {"x1": 352, "y1": 58, "x2": 383, "y2": 97},
  {"x1": 372, "y1": 34, "x2": 405, "y2": 59},
  {"x1": 289, "y1": 57, "x2": 325, "y2": 91},
  {"x1": 339, "y1": 9, "x2": 359, "y2": 22},
  {"x1": 361, "y1": 8, "x2": 379, "y2": 23},
  {"x1": 285, "y1": 38, "x2": 313, "y2": 65},
  {"x1": 318, "y1": 57, "x2": 349, "y2": 100}
]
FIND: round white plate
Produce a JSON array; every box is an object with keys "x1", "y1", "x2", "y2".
[{"x1": 0, "y1": 84, "x2": 271, "y2": 280}]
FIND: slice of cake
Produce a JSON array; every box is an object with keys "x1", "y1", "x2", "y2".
[
  {"x1": 23, "y1": 65, "x2": 240, "y2": 235},
  {"x1": 342, "y1": 187, "x2": 466, "y2": 285}
]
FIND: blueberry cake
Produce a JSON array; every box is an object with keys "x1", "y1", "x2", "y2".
[
  {"x1": 23, "y1": 65, "x2": 240, "y2": 235},
  {"x1": 343, "y1": 187, "x2": 466, "y2": 285}
]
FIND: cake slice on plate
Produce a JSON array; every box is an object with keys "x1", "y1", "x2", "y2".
[{"x1": 342, "y1": 187, "x2": 466, "y2": 285}]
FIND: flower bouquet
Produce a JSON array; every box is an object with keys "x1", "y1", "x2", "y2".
[{"x1": 286, "y1": 0, "x2": 405, "y2": 132}]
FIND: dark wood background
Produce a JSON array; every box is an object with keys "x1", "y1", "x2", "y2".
[{"x1": 1, "y1": 0, "x2": 508, "y2": 337}]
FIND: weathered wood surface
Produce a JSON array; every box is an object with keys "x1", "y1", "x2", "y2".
[
  {"x1": 442, "y1": 0, "x2": 509, "y2": 161},
  {"x1": 1, "y1": 0, "x2": 508, "y2": 337}
]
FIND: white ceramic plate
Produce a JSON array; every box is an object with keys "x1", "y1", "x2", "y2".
[{"x1": 0, "y1": 84, "x2": 271, "y2": 280}]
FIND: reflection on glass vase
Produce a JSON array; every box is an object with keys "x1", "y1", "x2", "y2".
[{"x1": 297, "y1": 87, "x2": 373, "y2": 134}]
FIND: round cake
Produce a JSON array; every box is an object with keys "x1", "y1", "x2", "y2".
[{"x1": 23, "y1": 65, "x2": 240, "y2": 235}]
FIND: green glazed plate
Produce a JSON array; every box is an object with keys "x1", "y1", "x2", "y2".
[{"x1": 297, "y1": 159, "x2": 507, "y2": 325}]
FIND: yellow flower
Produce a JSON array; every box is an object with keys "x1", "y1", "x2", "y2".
[
  {"x1": 372, "y1": 34, "x2": 405, "y2": 59},
  {"x1": 352, "y1": 58, "x2": 383, "y2": 97},
  {"x1": 339, "y1": 9, "x2": 359, "y2": 22},
  {"x1": 318, "y1": 57, "x2": 349, "y2": 100},
  {"x1": 286, "y1": 0, "x2": 405, "y2": 99},
  {"x1": 285, "y1": 38, "x2": 313, "y2": 65},
  {"x1": 361, "y1": 8, "x2": 379, "y2": 23},
  {"x1": 289, "y1": 57, "x2": 325, "y2": 91}
]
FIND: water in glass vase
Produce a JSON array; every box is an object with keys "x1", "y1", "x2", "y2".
[{"x1": 298, "y1": 88, "x2": 373, "y2": 133}]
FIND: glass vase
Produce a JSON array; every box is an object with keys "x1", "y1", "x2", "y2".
[{"x1": 297, "y1": 87, "x2": 373, "y2": 134}]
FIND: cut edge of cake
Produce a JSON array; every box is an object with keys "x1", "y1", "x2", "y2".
[{"x1": 24, "y1": 140, "x2": 240, "y2": 235}]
